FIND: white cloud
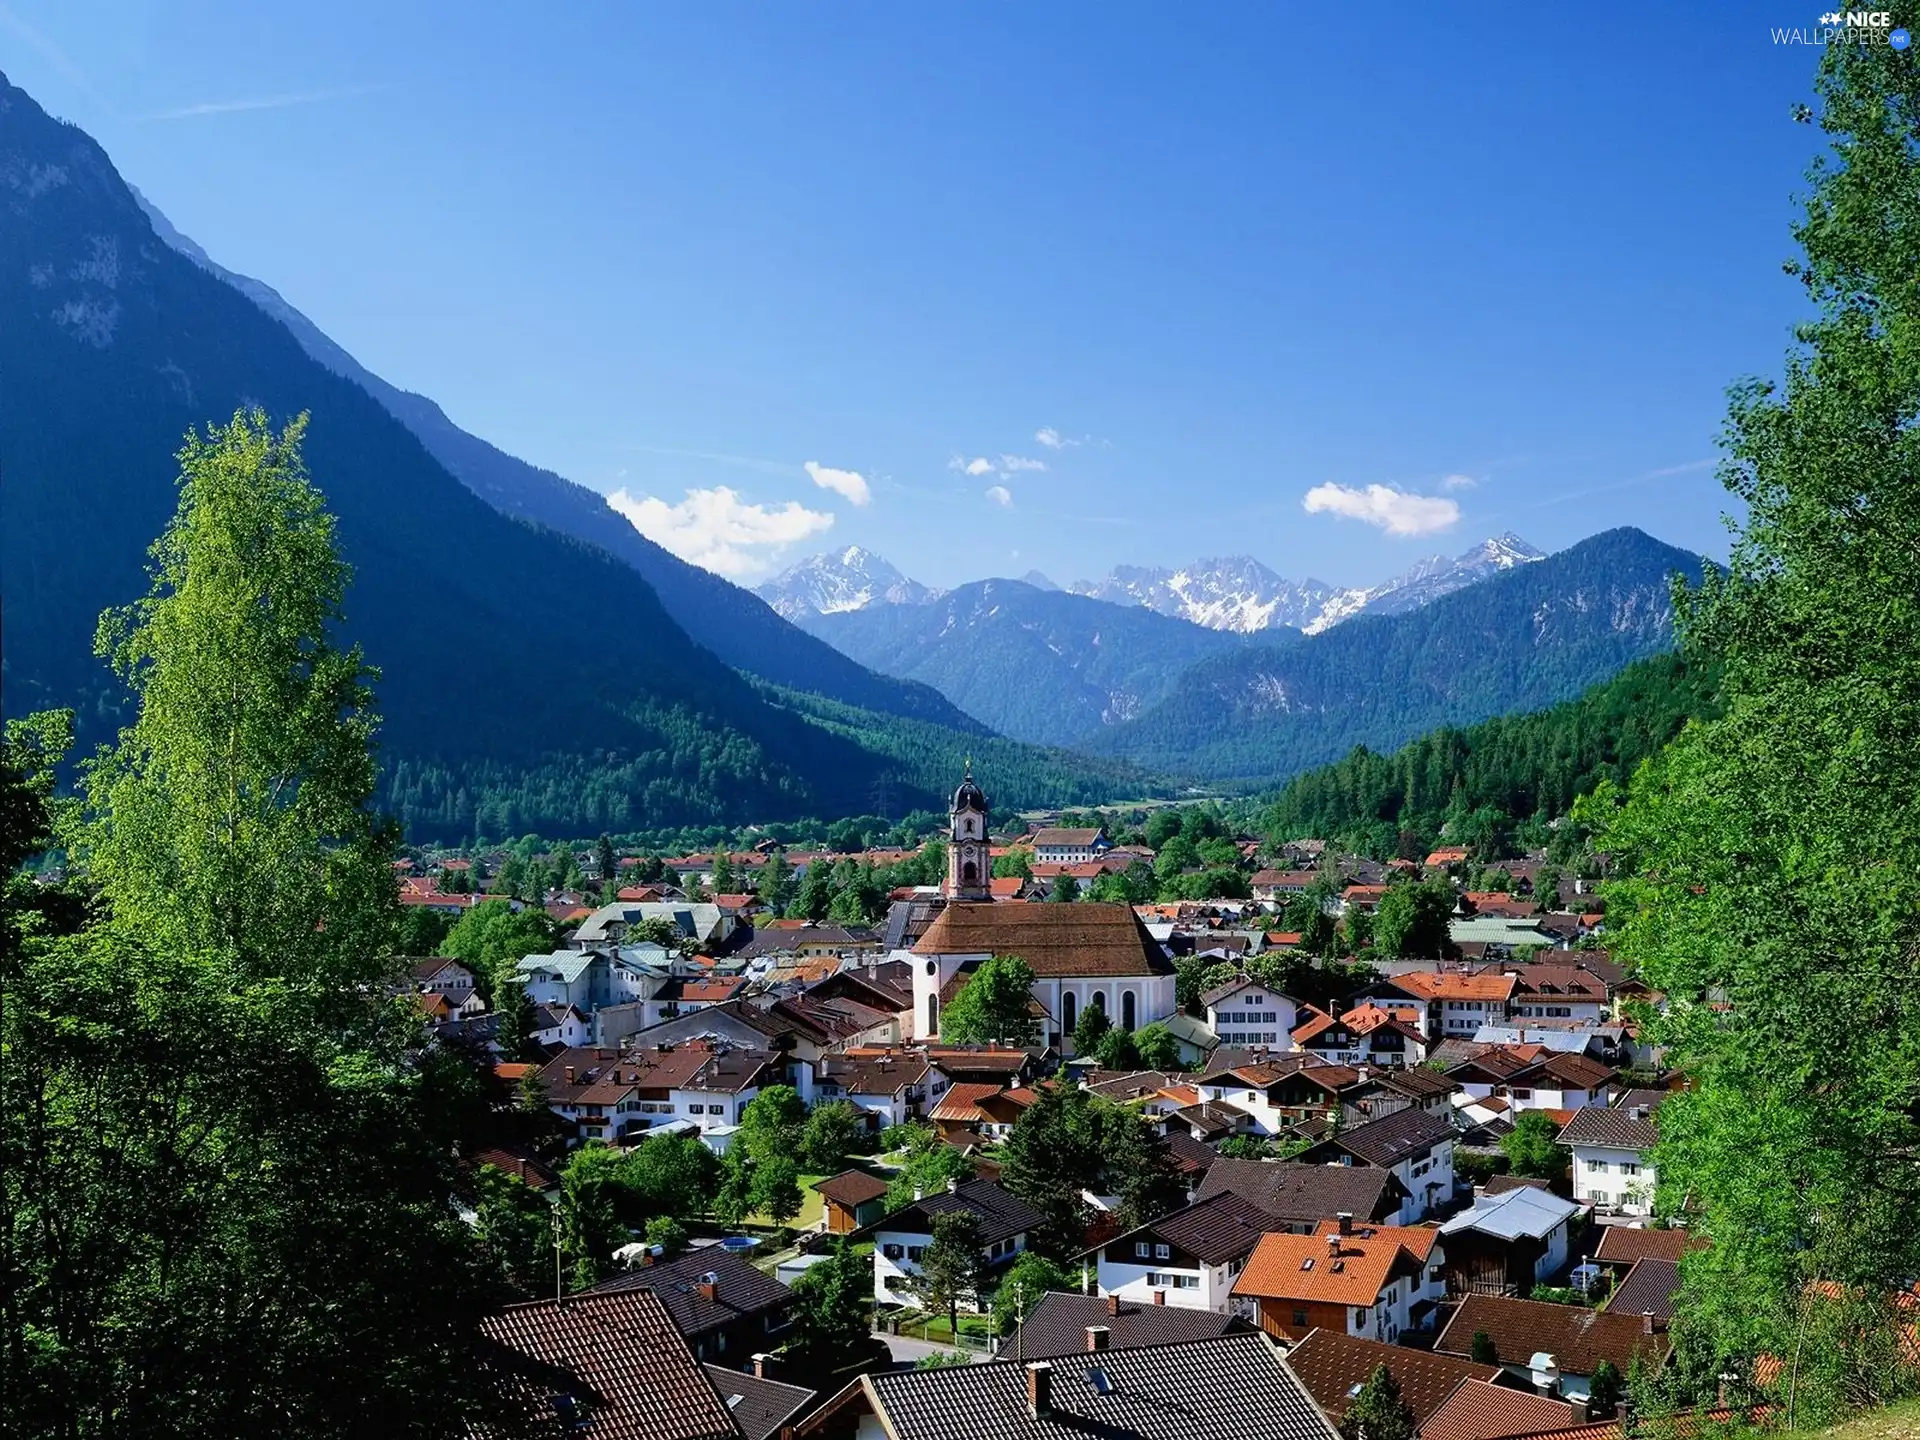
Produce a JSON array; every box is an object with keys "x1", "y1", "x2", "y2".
[
  {"x1": 1035, "y1": 426, "x2": 1079, "y2": 450},
  {"x1": 1441, "y1": 473, "x2": 1478, "y2": 491},
  {"x1": 985, "y1": 485, "x2": 1013, "y2": 507},
  {"x1": 803, "y1": 460, "x2": 872, "y2": 506},
  {"x1": 608, "y1": 485, "x2": 834, "y2": 578},
  {"x1": 1302, "y1": 482, "x2": 1461, "y2": 536},
  {"x1": 140, "y1": 85, "x2": 380, "y2": 122},
  {"x1": 999, "y1": 454, "x2": 1047, "y2": 473},
  {"x1": 960, "y1": 456, "x2": 996, "y2": 476}
]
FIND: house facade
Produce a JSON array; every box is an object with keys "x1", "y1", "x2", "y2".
[
  {"x1": 1087, "y1": 1192, "x2": 1278, "y2": 1313},
  {"x1": 1559, "y1": 1092, "x2": 1662, "y2": 1215},
  {"x1": 1233, "y1": 1218, "x2": 1447, "y2": 1345},
  {"x1": 1202, "y1": 975, "x2": 1299, "y2": 1049}
]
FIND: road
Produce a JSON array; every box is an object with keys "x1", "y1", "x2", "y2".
[{"x1": 872, "y1": 1330, "x2": 989, "y2": 1367}]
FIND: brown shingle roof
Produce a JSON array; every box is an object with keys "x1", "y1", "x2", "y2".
[
  {"x1": 1002, "y1": 1291, "x2": 1251, "y2": 1360},
  {"x1": 1315, "y1": 1106, "x2": 1455, "y2": 1167},
  {"x1": 930, "y1": 1081, "x2": 1003, "y2": 1124},
  {"x1": 700, "y1": 1366, "x2": 814, "y2": 1440},
  {"x1": 1282, "y1": 1329, "x2": 1499, "y2": 1427},
  {"x1": 1097, "y1": 1191, "x2": 1282, "y2": 1266},
  {"x1": 589, "y1": 1250, "x2": 794, "y2": 1341},
  {"x1": 475, "y1": 1288, "x2": 744, "y2": 1439},
  {"x1": 1420, "y1": 1379, "x2": 1574, "y2": 1440},
  {"x1": 1194, "y1": 1159, "x2": 1404, "y2": 1227},
  {"x1": 912, "y1": 901, "x2": 1171, "y2": 978},
  {"x1": 1436, "y1": 1295, "x2": 1672, "y2": 1377},
  {"x1": 813, "y1": 1169, "x2": 890, "y2": 1208},
  {"x1": 1606, "y1": 1257, "x2": 1683, "y2": 1323},
  {"x1": 840, "y1": 1331, "x2": 1339, "y2": 1440},
  {"x1": 1592, "y1": 1226, "x2": 1699, "y2": 1265},
  {"x1": 1557, "y1": 1098, "x2": 1660, "y2": 1152}
]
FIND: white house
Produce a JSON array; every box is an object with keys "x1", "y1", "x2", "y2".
[
  {"x1": 1373, "y1": 971, "x2": 1517, "y2": 1040},
  {"x1": 1558, "y1": 1091, "x2": 1663, "y2": 1215},
  {"x1": 1296, "y1": 1107, "x2": 1457, "y2": 1224},
  {"x1": 1028, "y1": 826, "x2": 1109, "y2": 866},
  {"x1": 530, "y1": 1003, "x2": 592, "y2": 1050},
  {"x1": 1202, "y1": 974, "x2": 1299, "y2": 1050},
  {"x1": 1292, "y1": 1005, "x2": 1429, "y2": 1070},
  {"x1": 1233, "y1": 1219, "x2": 1450, "y2": 1344},
  {"x1": 811, "y1": 1053, "x2": 950, "y2": 1132},
  {"x1": 1446, "y1": 1048, "x2": 1614, "y2": 1117},
  {"x1": 863, "y1": 1179, "x2": 1043, "y2": 1309},
  {"x1": 1088, "y1": 1191, "x2": 1277, "y2": 1313},
  {"x1": 514, "y1": 945, "x2": 674, "y2": 1016},
  {"x1": 409, "y1": 957, "x2": 478, "y2": 1003}
]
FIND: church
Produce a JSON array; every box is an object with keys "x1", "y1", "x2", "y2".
[{"x1": 905, "y1": 767, "x2": 1176, "y2": 1052}]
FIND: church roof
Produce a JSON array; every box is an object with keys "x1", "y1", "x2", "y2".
[{"x1": 912, "y1": 901, "x2": 1173, "y2": 978}]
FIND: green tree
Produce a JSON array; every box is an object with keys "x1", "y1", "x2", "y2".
[
  {"x1": 1046, "y1": 871, "x2": 1081, "y2": 903},
  {"x1": 594, "y1": 832, "x2": 617, "y2": 889},
  {"x1": 3, "y1": 412, "x2": 494, "y2": 1435},
  {"x1": 998, "y1": 1083, "x2": 1182, "y2": 1254},
  {"x1": 1133, "y1": 1022, "x2": 1183, "y2": 1071},
  {"x1": 787, "y1": 1240, "x2": 875, "y2": 1370},
  {"x1": 1372, "y1": 880, "x2": 1455, "y2": 959},
  {"x1": 914, "y1": 1210, "x2": 983, "y2": 1333},
  {"x1": 794, "y1": 862, "x2": 835, "y2": 921},
  {"x1": 801, "y1": 1100, "x2": 865, "y2": 1174},
  {"x1": 882, "y1": 1124, "x2": 975, "y2": 1209},
  {"x1": 1470, "y1": 1330, "x2": 1498, "y2": 1365},
  {"x1": 756, "y1": 847, "x2": 795, "y2": 913},
  {"x1": 1144, "y1": 809, "x2": 1184, "y2": 850},
  {"x1": 397, "y1": 904, "x2": 454, "y2": 955},
  {"x1": 1573, "y1": 39, "x2": 1920, "y2": 1422},
  {"x1": 1072, "y1": 999, "x2": 1112, "y2": 1056},
  {"x1": 993, "y1": 848, "x2": 1033, "y2": 879},
  {"x1": 495, "y1": 978, "x2": 538, "y2": 1061},
  {"x1": 1499, "y1": 1111, "x2": 1568, "y2": 1180},
  {"x1": 1094, "y1": 1027, "x2": 1141, "y2": 1071},
  {"x1": 738, "y1": 1084, "x2": 809, "y2": 1166},
  {"x1": 643, "y1": 1214, "x2": 689, "y2": 1259},
  {"x1": 751, "y1": 1155, "x2": 804, "y2": 1225},
  {"x1": 441, "y1": 898, "x2": 561, "y2": 1000},
  {"x1": 937, "y1": 954, "x2": 1040, "y2": 1046},
  {"x1": 626, "y1": 1132, "x2": 721, "y2": 1218},
  {"x1": 711, "y1": 850, "x2": 736, "y2": 893},
  {"x1": 992, "y1": 1252, "x2": 1072, "y2": 1336},
  {"x1": 473, "y1": 1163, "x2": 554, "y2": 1298},
  {"x1": 1586, "y1": 1359, "x2": 1624, "y2": 1420},
  {"x1": 1341, "y1": 1363, "x2": 1416, "y2": 1440},
  {"x1": 559, "y1": 1144, "x2": 632, "y2": 1289}
]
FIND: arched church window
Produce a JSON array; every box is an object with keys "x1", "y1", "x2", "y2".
[
  {"x1": 1063, "y1": 992, "x2": 1078, "y2": 1034},
  {"x1": 962, "y1": 860, "x2": 978, "y2": 885},
  {"x1": 1122, "y1": 990, "x2": 1137, "y2": 1030},
  {"x1": 927, "y1": 993, "x2": 939, "y2": 1034}
]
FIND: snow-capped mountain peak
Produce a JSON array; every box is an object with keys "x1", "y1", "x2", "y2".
[
  {"x1": 756, "y1": 547, "x2": 936, "y2": 619},
  {"x1": 1069, "y1": 535, "x2": 1546, "y2": 636}
]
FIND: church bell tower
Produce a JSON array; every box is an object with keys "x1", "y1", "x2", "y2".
[{"x1": 944, "y1": 762, "x2": 991, "y2": 901}]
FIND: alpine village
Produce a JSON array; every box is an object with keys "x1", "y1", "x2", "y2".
[{"x1": 6, "y1": 19, "x2": 1920, "y2": 1440}]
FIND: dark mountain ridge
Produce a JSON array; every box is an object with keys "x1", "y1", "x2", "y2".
[{"x1": 0, "y1": 76, "x2": 931, "y2": 837}]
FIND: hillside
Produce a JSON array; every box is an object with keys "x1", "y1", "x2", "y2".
[
  {"x1": 0, "y1": 76, "x2": 987, "y2": 839},
  {"x1": 128, "y1": 190, "x2": 978, "y2": 734},
  {"x1": 1088, "y1": 528, "x2": 1708, "y2": 784},
  {"x1": 1255, "y1": 649, "x2": 1722, "y2": 847},
  {"x1": 797, "y1": 577, "x2": 1249, "y2": 746}
]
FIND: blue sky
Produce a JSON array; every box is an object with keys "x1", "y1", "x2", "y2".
[{"x1": 3, "y1": 3, "x2": 1839, "y2": 590}]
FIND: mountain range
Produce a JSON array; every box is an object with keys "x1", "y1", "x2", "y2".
[
  {"x1": 0, "y1": 74, "x2": 1138, "y2": 837},
  {"x1": 760, "y1": 532, "x2": 1547, "y2": 636}
]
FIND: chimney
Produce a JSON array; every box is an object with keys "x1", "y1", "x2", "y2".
[
  {"x1": 1642, "y1": 1310, "x2": 1661, "y2": 1335},
  {"x1": 1153, "y1": 1289, "x2": 1166, "y2": 1306},
  {"x1": 1336, "y1": 1211, "x2": 1353, "y2": 1236},
  {"x1": 751, "y1": 1353, "x2": 771, "y2": 1379},
  {"x1": 697, "y1": 1273, "x2": 718, "y2": 1302},
  {"x1": 946, "y1": 1176, "x2": 960, "y2": 1194},
  {"x1": 1570, "y1": 1395, "x2": 1592, "y2": 1424},
  {"x1": 913, "y1": 1184, "x2": 925, "y2": 1201},
  {"x1": 564, "y1": 1066, "x2": 577, "y2": 1085},
  {"x1": 1326, "y1": 1232, "x2": 1342, "y2": 1260},
  {"x1": 1106, "y1": 1293, "x2": 1121, "y2": 1317},
  {"x1": 1025, "y1": 1362, "x2": 1053, "y2": 1420},
  {"x1": 1085, "y1": 1325, "x2": 1110, "y2": 1352}
]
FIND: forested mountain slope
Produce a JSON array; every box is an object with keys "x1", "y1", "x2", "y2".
[{"x1": 1090, "y1": 528, "x2": 1709, "y2": 784}]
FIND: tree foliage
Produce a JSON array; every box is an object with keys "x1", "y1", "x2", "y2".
[
  {"x1": 1340, "y1": 1363, "x2": 1416, "y2": 1440},
  {"x1": 997, "y1": 1083, "x2": 1183, "y2": 1255},
  {"x1": 937, "y1": 954, "x2": 1041, "y2": 1047},
  {"x1": 2, "y1": 412, "x2": 495, "y2": 1436},
  {"x1": 1576, "y1": 38, "x2": 1920, "y2": 1423}
]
